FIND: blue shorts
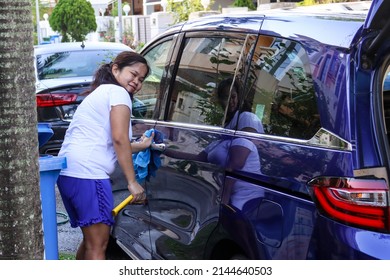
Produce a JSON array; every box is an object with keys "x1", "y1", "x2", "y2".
[{"x1": 56, "y1": 175, "x2": 115, "y2": 228}]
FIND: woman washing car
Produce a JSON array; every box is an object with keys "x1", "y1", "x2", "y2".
[{"x1": 56, "y1": 51, "x2": 154, "y2": 260}]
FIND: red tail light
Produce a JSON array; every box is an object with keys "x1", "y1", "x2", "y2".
[
  {"x1": 36, "y1": 93, "x2": 77, "y2": 107},
  {"x1": 308, "y1": 177, "x2": 390, "y2": 232}
]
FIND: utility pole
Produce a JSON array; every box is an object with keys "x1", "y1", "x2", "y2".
[{"x1": 118, "y1": 0, "x2": 123, "y2": 43}]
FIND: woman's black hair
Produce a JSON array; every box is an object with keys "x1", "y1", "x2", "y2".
[
  {"x1": 85, "y1": 51, "x2": 150, "y2": 98},
  {"x1": 217, "y1": 77, "x2": 238, "y2": 102},
  {"x1": 217, "y1": 77, "x2": 252, "y2": 111}
]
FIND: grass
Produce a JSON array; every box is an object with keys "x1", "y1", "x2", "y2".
[{"x1": 59, "y1": 252, "x2": 76, "y2": 260}]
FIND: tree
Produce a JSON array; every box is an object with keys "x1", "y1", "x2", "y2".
[
  {"x1": 49, "y1": 0, "x2": 97, "y2": 42},
  {"x1": 232, "y1": 0, "x2": 256, "y2": 11},
  {"x1": 0, "y1": 0, "x2": 43, "y2": 259},
  {"x1": 167, "y1": 0, "x2": 215, "y2": 23}
]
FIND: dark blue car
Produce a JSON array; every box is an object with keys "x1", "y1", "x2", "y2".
[{"x1": 108, "y1": 0, "x2": 390, "y2": 260}]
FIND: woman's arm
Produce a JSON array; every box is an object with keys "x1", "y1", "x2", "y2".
[
  {"x1": 227, "y1": 145, "x2": 251, "y2": 170},
  {"x1": 164, "y1": 148, "x2": 207, "y2": 161},
  {"x1": 110, "y1": 104, "x2": 145, "y2": 201},
  {"x1": 131, "y1": 132, "x2": 154, "y2": 153}
]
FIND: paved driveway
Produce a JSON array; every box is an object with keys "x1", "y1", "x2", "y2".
[{"x1": 56, "y1": 186, "x2": 82, "y2": 255}]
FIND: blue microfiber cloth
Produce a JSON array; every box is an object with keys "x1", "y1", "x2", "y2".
[{"x1": 132, "y1": 128, "x2": 163, "y2": 183}]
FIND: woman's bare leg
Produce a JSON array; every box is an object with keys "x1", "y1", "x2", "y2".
[
  {"x1": 78, "y1": 223, "x2": 110, "y2": 260},
  {"x1": 76, "y1": 239, "x2": 86, "y2": 260}
]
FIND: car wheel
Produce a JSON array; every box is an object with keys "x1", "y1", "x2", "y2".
[{"x1": 230, "y1": 254, "x2": 248, "y2": 260}]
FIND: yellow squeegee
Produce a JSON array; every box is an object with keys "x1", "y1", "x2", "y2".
[{"x1": 112, "y1": 194, "x2": 133, "y2": 216}]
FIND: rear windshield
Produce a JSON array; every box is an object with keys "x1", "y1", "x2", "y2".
[{"x1": 36, "y1": 50, "x2": 122, "y2": 80}]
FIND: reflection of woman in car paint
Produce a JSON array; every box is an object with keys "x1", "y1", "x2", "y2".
[
  {"x1": 165, "y1": 78, "x2": 264, "y2": 209},
  {"x1": 218, "y1": 77, "x2": 264, "y2": 133},
  {"x1": 216, "y1": 78, "x2": 264, "y2": 210},
  {"x1": 204, "y1": 78, "x2": 262, "y2": 169},
  {"x1": 206, "y1": 136, "x2": 264, "y2": 210}
]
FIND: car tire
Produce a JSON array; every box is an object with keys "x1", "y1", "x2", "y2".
[
  {"x1": 105, "y1": 236, "x2": 131, "y2": 260},
  {"x1": 230, "y1": 254, "x2": 248, "y2": 260}
]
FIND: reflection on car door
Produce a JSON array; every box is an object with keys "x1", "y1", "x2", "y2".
[
  {"x1": 143, "y1": 34, "x2": 253, "y2": 259},
  {"x1": 110, "y1": 38, "x2": 176, "y2": 259}
]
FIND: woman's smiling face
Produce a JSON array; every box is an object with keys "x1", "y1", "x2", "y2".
[
  {"x1": 227, "y1": 88, "x2": 239, "y2": 113},
  {"x1": 113, "y1": 62, "x2": 148, "y2": 94},
  {"x1": 219, "y1": 84, "x2": 239, "y2": 113}
]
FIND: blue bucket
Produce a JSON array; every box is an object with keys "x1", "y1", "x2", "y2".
[{"x1": 37, "y1": 123, "x2": 54, "y2": 148}]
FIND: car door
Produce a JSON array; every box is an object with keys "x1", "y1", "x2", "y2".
[
  {"x1": 110, "y1": 36, "x2": 177, "y2": 260},
  {"x1": 143, "y1": 31, "x2": 260, "y2": 259}
]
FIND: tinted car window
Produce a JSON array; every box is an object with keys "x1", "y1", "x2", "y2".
[
  {"x1": 138, "y1": 39, "x2": 174, "y2": 119},
  {"x1": 245, "y1": 35, "x2": 320, "y2": 139},
  {"x1": 167, "y1": 35, "x2": 252, "y2": 128},
  {"x1": 37, "y1": 50, "x2": 120, "y2": 80}
]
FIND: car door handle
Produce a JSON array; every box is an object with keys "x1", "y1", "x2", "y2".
[{"x1": 151, "y1": 143, "x2": 166, "y2": 152}]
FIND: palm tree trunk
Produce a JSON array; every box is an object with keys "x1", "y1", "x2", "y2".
[{"x1": 0, "y1": 0, "x2": 44, "y2": 259}]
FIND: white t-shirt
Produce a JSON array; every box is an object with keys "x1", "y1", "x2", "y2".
[
  {"x1": 225, "y1": 111, "x2": 264, "y2": 133},
  {"x1": 58, "y1": 84, "x2": 132, "y2": 179},
  {"x1": 204, "y1": 138, "x2": 260, "y2": 172},
  {"x1": 204, "y1": 137, "x2": 262, "y2": 210}
]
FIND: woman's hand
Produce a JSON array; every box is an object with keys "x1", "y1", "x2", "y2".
[
  {"x1": 139, "y1": 131, "x2": 155, "y2": 150},
  {"x1": 131, "y1": 131, "x2": 155, "y2": 153},
  {"x1": 127, "y1": 180, "x2": 146, "y2": 202}
]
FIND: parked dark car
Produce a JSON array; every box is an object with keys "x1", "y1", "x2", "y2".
[
  {"x1": 107, "y1": 0, "x2": 390, "y2": 260},
  {"x1": 35, "y1": 41, "x2": 137, "y2": 155}
]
